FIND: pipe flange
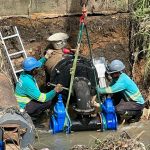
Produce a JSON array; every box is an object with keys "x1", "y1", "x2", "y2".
[
  {"x1": 97, "y1": 112, "x2": 108, "y2": 131},
  {"x1": 73, "y1": 108, "x2": 95, "y2": 115},
  {"x1": 74, "y1": 77, "x2": 91, "y2": 89}
]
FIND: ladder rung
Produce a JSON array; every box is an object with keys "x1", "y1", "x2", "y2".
[
  {"x1": 9, "y1": 51, "x2": 24, "y2": 57},
  {"x1": 15, "y1": 69, "x2": 23, "y2": 73},
  {"x1": 3, "y1": 34, "x2": 18, "y2": 40}
]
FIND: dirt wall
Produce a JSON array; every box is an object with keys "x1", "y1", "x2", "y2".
[
  {"x1": 0, "y1": 14, "x2": 130, "y2": 87},
  {"x1": 0, "y1": 0, "x2": 129, "y2": 17}
]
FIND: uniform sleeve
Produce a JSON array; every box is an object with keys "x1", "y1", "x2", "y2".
[
  {"x1": 97, "y1": 78, "x2": 126, "y2": 94},
  {"x1": 22, "y1": 80, "x2": 56, "y2": 102},
  {"x1": 38, "y1": 57, "x2": 47, "y2": 67}
]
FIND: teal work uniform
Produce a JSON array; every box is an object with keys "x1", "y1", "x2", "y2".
[
  {"x1": 97, "y1": 73, "x2": 144, "y2": 105},
  {"x1": 15, "y1": 57, "x2": 56, "y2": 109}
]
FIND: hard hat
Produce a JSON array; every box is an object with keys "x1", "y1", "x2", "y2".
[
  {"x1": 47, "y1": 33, "x2": 69, "y2": 50},
  {"x1": 106, "y1": 59, "x2": 125, "y2": 74},
  {"x1": 47, "y1": 33, "x2": 69, "y2": 42},
  {"x1": 22, "y1": 57, "x2": 41, "y2": 71}
]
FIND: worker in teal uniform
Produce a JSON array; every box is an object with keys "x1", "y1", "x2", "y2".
[
  {"x1": 15, "y1": 50, "x2": 63, "y2": 116},
  {"x1": 93, "y1": 59, "x2": 145, "y2": 123}
]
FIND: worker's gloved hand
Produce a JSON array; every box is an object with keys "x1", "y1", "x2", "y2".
[
  {"x1": 105, "y1": 72, "x2": 112, "y2": 81},
  {"x1": 93, "y1": 101, "x2": 100, "y2": 108},
  {"x1": 91, "y1": 100, "x2": 100, "y2": 108},
  {"x1": 91, "y1": 95, "x2": 100, "y2": 108},
  {"x1": 54, "y1": 84, "x2": 63, "y2": 93},
  {"x1": 45, "y1": 49, "x2": 53, "y2": 59}
]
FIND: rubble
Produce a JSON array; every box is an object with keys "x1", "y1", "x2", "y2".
[{"x1": 70, "y1": 132, "x2": 147, "y2": 150}]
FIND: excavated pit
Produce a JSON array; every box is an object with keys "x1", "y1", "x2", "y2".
[{"x1": 1, "y1": 14, "x2": 149, "y2": 149}]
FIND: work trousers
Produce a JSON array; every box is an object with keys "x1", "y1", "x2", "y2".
[
  {"x1": 115, "y1": 99, "x2": 144, "y2": 113},
  {"x1": 112, "y1": 92, "x2": 144, "y2": 114},
  {"x1": 25, "y1": 100, "x2": 52, "y2": 117}
]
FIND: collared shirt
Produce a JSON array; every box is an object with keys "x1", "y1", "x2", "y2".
[
  {"x1": 97, "y1": 73, "x2": 144, "y2": 104},
  {"x1": 15, "y1": 57, "x2": 56, "y2": 109}
]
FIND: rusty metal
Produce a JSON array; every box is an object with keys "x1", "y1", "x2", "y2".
[
  {"x1": 45, "y1": 49, "x2": 63, "y2": 73},
  {"x1": 0, "y1": 123, "x2": 27, "y2": 149},
  {"x1": 0, "y1": 73, "x2": 35, "y2": 149}
]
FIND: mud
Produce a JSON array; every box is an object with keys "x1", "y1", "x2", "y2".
[{"x1": 34, "y1": 120, "x2": 150, "y2": 150}]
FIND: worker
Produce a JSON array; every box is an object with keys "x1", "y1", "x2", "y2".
[
  {"x1": 93, "y1": 59, "x2": 145, "y2": 123},
  {"x1": 15, "y1": 50, "x2": 63, "y2": 117}
]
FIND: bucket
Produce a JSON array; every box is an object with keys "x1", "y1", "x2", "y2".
[{"x1": 47, "y1": 33, "x2": 69, "y2": 50}]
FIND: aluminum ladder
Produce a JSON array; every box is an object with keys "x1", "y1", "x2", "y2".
[{"x1": 0, "y1": 26, "x2": 27, "y2": 82}]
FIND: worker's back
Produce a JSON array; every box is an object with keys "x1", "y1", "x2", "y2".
[
  {"x1": 114, "y1": 73, "x2": 144, "y2": 104},
  {"x1": 15, "y1": 72, "x2": 37, "y2": 96}
]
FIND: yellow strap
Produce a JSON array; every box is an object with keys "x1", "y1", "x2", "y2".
[
  {"x1": 38, "y1": 93, "x2": 46, "y2": 102},
  {"x1": 15, "y1": 94, "x2": 31, "y2": 104},
  {"x1": 130, "y1": 91, "x2": 141, "y2": 100}
]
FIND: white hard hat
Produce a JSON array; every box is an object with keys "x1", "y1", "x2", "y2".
[
  {"x1": 47, "y1": 33, "x2": 69, "y2": 49},
  {"x1": 106, "y1": 59, "x2": 125, "y2": 74},
  {"x1": 47, "y1": 33, "x2": 69, "y2": 42}
]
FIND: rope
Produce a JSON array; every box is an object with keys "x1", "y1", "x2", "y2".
[
  {"x1": 64, "y1": 3, "x2": 101, "y2": 130},
  {"x1": 66, "y1": 23, "x2": 84, "y2": 110},
  {"x1": 85, "y1": 25, "x2": 102, "y2": 104},
  {"x1": 64, "y1": 14, "x2": 85, "y2": 131}
]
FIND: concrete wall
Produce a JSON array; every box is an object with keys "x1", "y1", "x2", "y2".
[{"x1": 0, "y1": 0, "x2": 129, "y2": 17}]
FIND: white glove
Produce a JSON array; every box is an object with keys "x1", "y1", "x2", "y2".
[
  {"x1": 45, "y1": 49, "x2": 53, "y2": 59},
  {"x1": 93, "y1": 101, "x2": 100, "y2": 108},
  {"x1": 54, "y1": 84, "x2": 63, "y2": 93},
  {"x1": 91, "y1": 95, "x2": 100, "y2": 108}
]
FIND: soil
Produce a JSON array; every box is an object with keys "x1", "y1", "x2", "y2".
[{"x1": 0, "y1": 13, "x2": 131, "y2": 85}]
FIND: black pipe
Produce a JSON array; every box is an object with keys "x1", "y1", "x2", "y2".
[
  {"x1": 71, "y1": 116, "x2": 100, "y2": 131},
  {"x1": 73, "y1": 77, "x2": 91, "y2": 110}
]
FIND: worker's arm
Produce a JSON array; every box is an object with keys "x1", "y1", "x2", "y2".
[
  {"x1": 38, "y1": 50, "x2": 54, "y2": 67},
  {"x1": 97, "y1": 79, "x2": 126, "y2": 94},
  {"x1": 23, "y1": 80, "x2": 56, "y2": 102},
  {"x1": 38, "y1": 57, "x2": 47, "y2": 67}
]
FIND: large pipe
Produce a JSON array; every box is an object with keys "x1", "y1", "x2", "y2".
[
  {"x1": 0, "y1": 73, "x2": 35, "y2": 149},
  {"x1": 0, "y1": 73, "x2": 17, "y2": 108},
  {"x1": 73, "y1": 77, "x2": 94, "y2": 114},
  {"x1": 46, "y1": 55, "x2": 98, "y2": 101},
  {"x1": 71, "y1": 117, "x2": 100, "y2": 131},
  {"x1": 45, "y1": 54, "x2": 100, "y2": 131}
]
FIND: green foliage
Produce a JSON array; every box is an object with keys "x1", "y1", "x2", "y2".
[{"x1": 132, "y1": 0, "x2": 150, "y2": 82}]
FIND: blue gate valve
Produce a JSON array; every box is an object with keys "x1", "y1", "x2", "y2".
[
  {"x1": 50, "y1": 94, "x2": 66, "y2": 134},
  {"x1": 99, "y1": 97, "x2": 118, "y2": 131}
]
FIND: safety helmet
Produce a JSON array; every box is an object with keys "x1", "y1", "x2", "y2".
[
  {"x1": 22, "y1": 57, "x2": 41, "y2": 71},
  {"x1": 106, "y1": 59, "x2": 125, "y2": 74}
]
